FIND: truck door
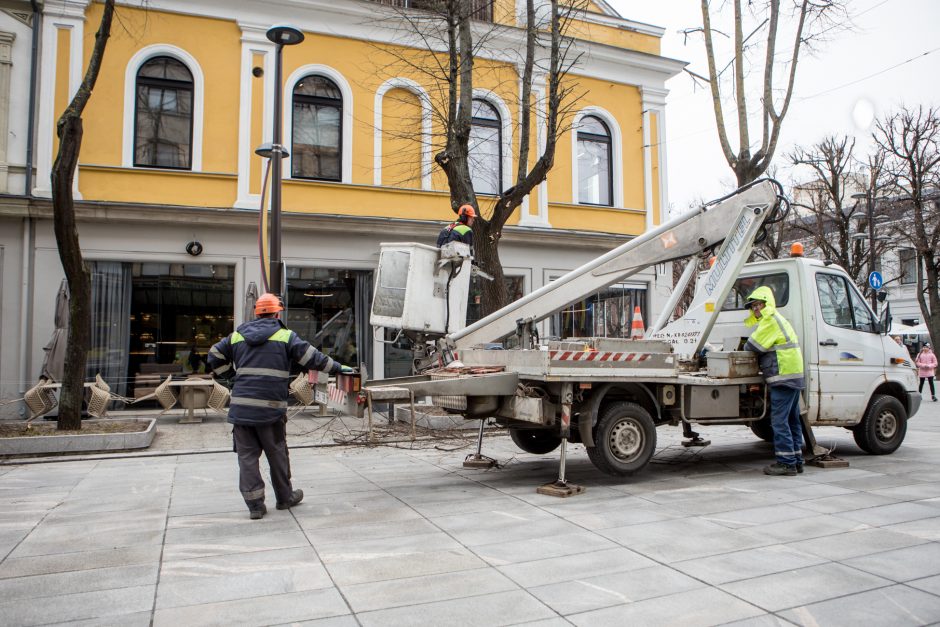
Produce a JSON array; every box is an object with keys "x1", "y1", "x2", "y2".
[{"x1": 813, "y1": 271, "x2": 886, "y2": 423}]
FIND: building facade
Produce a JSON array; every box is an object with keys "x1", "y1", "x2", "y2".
[{"x1": 0, "y1": 0, "x2": 683, "y2": 417}]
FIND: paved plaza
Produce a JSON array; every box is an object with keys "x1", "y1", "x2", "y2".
[{"x1": 1, "y1": 402, "x2": 940, "y2": 626}]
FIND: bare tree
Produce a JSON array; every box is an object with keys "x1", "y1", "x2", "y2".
[
  {"x1": 374, "y1": 0, "x2": 581, "y2": 314},
  {"x1": 51, "y1": 0, "x2": 116, "y2": 430},
  {"x1": 693, "y1": 1, "x2": 846, "y2": 188},
  {"x1": 874, "y1": 105, "x2": 940, "y2": 345}
]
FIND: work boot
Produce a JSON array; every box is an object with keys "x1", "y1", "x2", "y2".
[
  {"x1": 796, "y1": 462, "x2": 804, "y2": 474},
  {"x1": 248, "y1": 503, "x2": 267, "y2": 520},
  {"x1": 276, "y1": 489, "x2": 304, "y2": 510},
  {"x1": 763, "y1": 463, "x2": 797, "y2": 476}
]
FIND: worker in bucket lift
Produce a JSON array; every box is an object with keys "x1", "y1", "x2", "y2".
[
  {"x1": 208, "y1": 293, "x2": 355, "y2": 520},
  {"x1": 437, "y1": 204, "x2": 475, "y2": 251},
  {"x1": 743, "y1": 286, "x2": 807, "y2": 476}
]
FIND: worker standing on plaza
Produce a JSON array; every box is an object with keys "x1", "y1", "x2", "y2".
[
  {"x1": 743, "y1": 286, "x2": 807, "y2": 477},
  {"x1": 437, "y1": 204, "x2": 475, "y2": 250},
  {"x1": 208, "y1": 293, "x2": 354, "y2": 519}
]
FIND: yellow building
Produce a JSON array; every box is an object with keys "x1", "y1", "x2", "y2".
[{"x1": 0, "y1": 0, "x2": 683, "y2": 409}]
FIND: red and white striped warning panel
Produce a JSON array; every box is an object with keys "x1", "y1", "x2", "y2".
[
  {"x1": 327, "y1": 383, "x2": 347, "y2": 404},
  {"x1": 549, "y1": 351, "x2": 651, "y2": 362}
]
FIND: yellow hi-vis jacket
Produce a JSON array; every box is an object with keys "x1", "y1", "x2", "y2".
[{"x1": 744, "y1": 286, "x2": 805, "y2": 389}]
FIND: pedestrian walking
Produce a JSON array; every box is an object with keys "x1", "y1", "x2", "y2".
[
  {"x1": 208, "y1": 293, "x2": 354, "y2": 519},
  {"x1": 743, "y1": 286, "x2": 806, "y2": 477},
  {"x1": 916, "y1": 343, "x2": 937, "y2": 402}
]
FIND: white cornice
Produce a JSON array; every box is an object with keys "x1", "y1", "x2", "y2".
[
  {"x1": 121, "y1": 0, "x2": 686, "y2": 89},
  {"x1": 43, "y1": 0, "x2": 90, "y2": 20},
  {"x1": 568, "y1": 7, "x2": 665, "y2": 37}
]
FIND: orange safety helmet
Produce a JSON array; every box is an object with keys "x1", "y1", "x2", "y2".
[
  {"x1": 458, "y1": 204, "x2": 476, "y2": 219},
  {"x1": 254, "y1": 293, "x2": 284, "y2": 316}
]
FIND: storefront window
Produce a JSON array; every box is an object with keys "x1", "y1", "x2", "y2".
[
  {"x1": 284, "y1": 267, "x2": 372, "y2": 373},
  {"x1": 550, "y1": 284, "x2": 647, "y2": 340}
]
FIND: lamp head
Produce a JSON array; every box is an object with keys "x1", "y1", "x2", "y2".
[{"x1": 266, "y1": 25, "x2": 305, "y2": 46}]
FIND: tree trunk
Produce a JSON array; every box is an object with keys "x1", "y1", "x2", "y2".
[
  {"x1": 51, "y1": 117, "x2": 91, "y2": 430},
  {"x1": 475, "y1": 219, "x2": 507, "y2": 313},
  {"x1": 49, "y1": 0, "x2": 115, "y2": 430}
]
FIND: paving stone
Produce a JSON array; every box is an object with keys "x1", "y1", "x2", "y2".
[
  {"x1": 356, "y1": 589, "x2": 557, "y2": 627},
  {"x1": 869, "y1": 482, "x2": 940, "y2": 501},
  {"x1": 303, "y1": 517, "x2": 442, "y2": 546},
  {"x1": 9, "y1": 526, "x2": 165, "y2": 558},
  {"x1": 602, "y1": 518, "x2": 770, "y2": 563},
  {"x1": 701, "y1": 503, "x2": 818, "y2": 529},
  {"x1": 152, "y1": 588, "x2": 350, "y2": 626},
  {"x1": 672, "y1": 545, "x2": 827, "y2": 585},
  {"x1": 160, "y1": 529, "x2": 311, "y2": 561},
  {"x1": 568, "y1": 586, "x2": 764, "y2": 626},
  {"x1": 326, "y1": 547, "x2": 486, "y2": 585},
  {"x1": 835, "y1": 502, "x2": 940, "y2": 526},
  {"x1": 274, "y1": 616, "x2": 360, "y2": 627},
  {"x1": 882, "y1": 517, "x2": 940, "y2": 541},
  {"x1": 739, "y1": 513, "x2": 869, "y2": 544},
  {"x1": 0, "y1": 544, "x2": 164, "y2": 579},
  {"x1": 496, "y1": 547, "x2": 656, "y2": 588},
  {"x1": 717, "y1": 615, "x2": 798, "y2": 627},
  {"x1": 340, "y1": 567, "x2": 517, "y2": 613},
  {"x1": 720, "y1": 562, "x2": 892, "y2": 612},
  {"x1": 45, "y1": 611, "x2": 153, "y2": 627},
  {"x1": 472, "y1": 531, "x2": 618, "y2": 566},
  {"x1": 779, "y1": 584, "x2": 940, "y2": 626},
  {"x1": 0, "y1": 563, "x2": 157, "y2": 602},
  {"x1": 907, "y1": 574, "x2": 940, "y2": 597},
  {"x1": 561, "y1": 503, "x2": 679, "y2": 529},
  {"x1": 843, "y1": 543, "x2": 940, "y2": 582},
  {"x1": 791, "y1": 491, "x2": 901, "y2": 514},
  {"x1": 528, "y1": 564, "x2": 704, "y2": 615},
  {"x1": 786, "y1": 528, "x2": 927, "y2": 561},
  {"x1": 157, "y1": 548, "x2": 332, "y2": 608},
  {"x1": 0, "y1": 584, "x2": 155, "y2": 626},
  {"x1": 315, "y1": 530, "x2": 463, "y2": 563}
]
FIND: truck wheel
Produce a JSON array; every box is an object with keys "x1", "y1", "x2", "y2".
[
  {"x1": 749, "y1": 417, "x2": 774, "y2": 442},
  {"x1": 509, "y1": 429, "x2": 561, "y2": 455},
  {"x1": 586, "y1": 402, "x2": 656, "y2": 476},
  {"x1": 853, "y1": 395, "x2": 907, "y2": 455}
]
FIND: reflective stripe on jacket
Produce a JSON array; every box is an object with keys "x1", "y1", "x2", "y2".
[
  {"x1": 743, "y1": 285, "x2": 805, "y2": 390},
  {"x1": 207, "y1": 317, "x2": 340, "y2": 425}
]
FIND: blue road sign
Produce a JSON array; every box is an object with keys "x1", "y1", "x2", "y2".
[{"x1": 869, "y1": 271, "x2": 883, "y2": 290}]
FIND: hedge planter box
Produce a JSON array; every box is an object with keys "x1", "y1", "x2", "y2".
[{"x1": 0, "y1": 419, "x2": 157, "y2": 456}]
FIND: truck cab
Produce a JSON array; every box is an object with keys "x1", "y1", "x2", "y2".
[{"x1": 708, "y1": 255, "x2": 920, "y2": 452}]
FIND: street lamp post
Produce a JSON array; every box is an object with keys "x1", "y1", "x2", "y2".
[
  {"x1": 852, "y1": 190, "x2": 879, "y2": 310},
  {"x1": 260, "y1": 25, "x2": 304, "y2": 298}
]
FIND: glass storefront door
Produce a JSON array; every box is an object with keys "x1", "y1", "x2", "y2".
[{"x1": 285, "y1": 267, "x2": 373, "y2": 374}]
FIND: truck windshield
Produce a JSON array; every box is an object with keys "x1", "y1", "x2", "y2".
[{"x1": 722, "y1": 272, "x2": 789, "y2": 311}]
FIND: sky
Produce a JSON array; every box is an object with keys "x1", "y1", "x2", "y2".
[{"x1": 609, "y1": 0, "x2": 940, "y2": 213}]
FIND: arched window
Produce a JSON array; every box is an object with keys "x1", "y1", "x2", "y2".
[
  {"x1": 577, "y1": 115, "x2": 612, "y2": 206},
  {"x1": 134, "y1": 56, "x2": 194, "y2": 169},
  {"x1": 469, "y1": 99, "x2": 501, "y2": 195},
  {"x1": 292, "y1": 75, "x2": 342, "y2": 181}
]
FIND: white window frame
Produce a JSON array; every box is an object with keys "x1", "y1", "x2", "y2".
[
  {"x1": 374, "y1": 77, "x2": 432, "y2": 190},
  {"x1": 471, "y1": 89, "x2": 513, "y2": 197},
  {"x1": 571, "y1": 106, "x2": 623, "y2": 208},
  {"x1": 122, "y1": 44, "x2": 204, "y2": 171},
  {"x1": 284, "y1": 64, "x2": 353, "y2": 184}
]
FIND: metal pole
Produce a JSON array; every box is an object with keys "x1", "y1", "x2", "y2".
[
  {"x1": 269, "y1": 43, "x2": 284, "y2": 298},
  {"x1": 867, "y1": 192, "x2": 877, "y2": 310}
]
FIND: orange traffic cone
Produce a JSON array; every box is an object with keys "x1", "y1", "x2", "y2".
[{"x1": 630, "y1": 306, "x2": 645, "y2": 339}]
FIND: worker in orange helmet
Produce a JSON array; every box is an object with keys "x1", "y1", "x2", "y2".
[
  {"x1": 208, "y1": 292, "x2": 354, "y2": 520},
  {"x1": 437, "y1": 203, "x2": 476, "y2": 251}
]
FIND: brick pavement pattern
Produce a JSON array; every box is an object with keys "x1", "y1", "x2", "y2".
[{"x1": 1, "y1": 403, "x2": 940, "y2": 625}]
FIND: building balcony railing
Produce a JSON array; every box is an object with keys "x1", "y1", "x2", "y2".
[{"x1": 373, "y1": 0, "x2": 494, "y2": 23}]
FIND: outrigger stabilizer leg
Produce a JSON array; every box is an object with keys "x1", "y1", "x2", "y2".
[
  {"x1": 681, "y1": 420, "x2": 710, "y2": 447},
  {"x1": 463, "y1": 418, "x2": 498, "y2": 469},
  {"x1": 537, "y1": 383, "x2": 584, "y2": 498}
]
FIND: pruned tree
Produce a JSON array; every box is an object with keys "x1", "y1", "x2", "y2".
[
  {"x1": 51, "y1": 0, "x2": 116, "y2": 430},
  {"x1": 874, "y1": 105, "x2": 940, "y2": 346},
  {"x1": 691, "y1": 1, "x2": 847, "y2": 188},
  {"x1": 374, "y1": 0, "x2": 581, "y2": 314}
]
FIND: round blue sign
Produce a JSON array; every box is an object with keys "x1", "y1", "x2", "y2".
[{"x1": 869, "y1": 271, "x2": 883, "y2": 290}]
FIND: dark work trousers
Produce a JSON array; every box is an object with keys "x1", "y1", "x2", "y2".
[
  {"x1": 233, "y1": 419, "x2": 293, "y2": 509},
  {"x1": 919, "y1": 377, "x2": 936, "y2": 399},
  {"x1": 769, "y1": 386, "x2": 804, "y2": 466}
]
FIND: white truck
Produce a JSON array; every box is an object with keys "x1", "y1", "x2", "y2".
[{"x1": 364, "y1": 180, "x2": 921, "y2": 483}]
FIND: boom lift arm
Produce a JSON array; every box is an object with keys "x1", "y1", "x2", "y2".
[{"x1": 447, "y1": 179, "x2": 786, "y2": 353}]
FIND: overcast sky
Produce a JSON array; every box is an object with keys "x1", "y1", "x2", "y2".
[{"x1": 609, "y1": 0, "x2": 940, "y2": 213}]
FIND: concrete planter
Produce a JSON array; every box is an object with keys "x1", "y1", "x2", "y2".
[{"x1": 0, "y1": 419, "x2": 157, "y2": 456}]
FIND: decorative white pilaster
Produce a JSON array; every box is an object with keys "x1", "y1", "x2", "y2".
[
  {"x1": 641, "y1": 87, "x2": 668, "y2": 231},
  {"x1": 0, "y1": 31, "x2": 15, "y2": 193},
  {"x1": 34, "y1": 0, "x2": 88, "y2": 198},
  {"x1": 517, "y1": 72, "x2": 551, "y2": 228},
  {"x1": 234, "y1": 22, "x2": 274, "y2": 209}
]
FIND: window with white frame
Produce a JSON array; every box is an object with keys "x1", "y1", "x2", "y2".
[
  {"x1": 469, "y1": 99, "x2": 501, "y2": 195},
  {"x1": 577, "y1": 115, "x2": 612, "y2": 206},
  {"x1": 292, "y1": 75, "x2": 342, "y2": 181},
  {"x1": 900, "y1": 248, "x2": 918, "y2": 285},
  {"x1": 134, "y1": 56, "x2": 194, "y2": 169}
]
